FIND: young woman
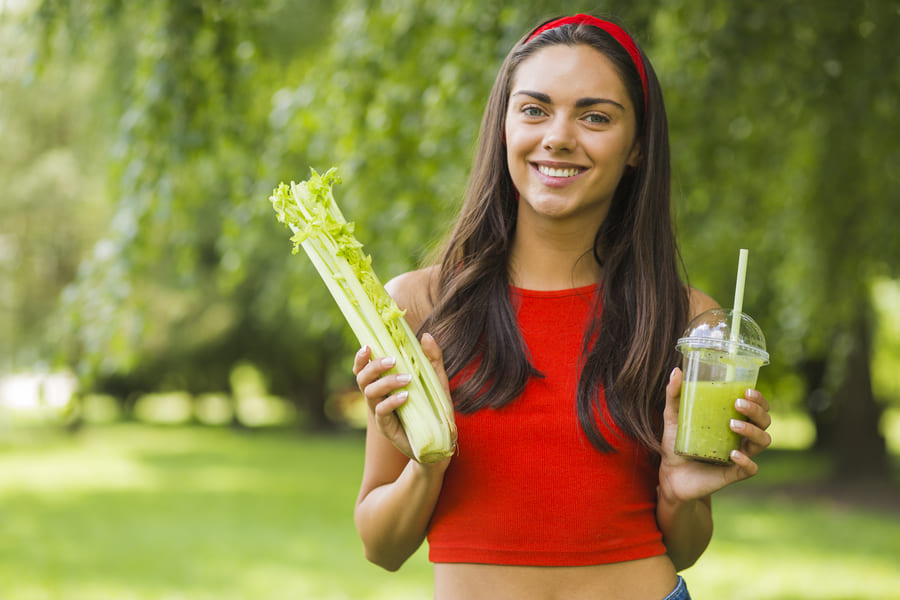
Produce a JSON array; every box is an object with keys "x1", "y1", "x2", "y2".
[{"x1": 352, "y1": 14, "x2": 772, "y2": 600}]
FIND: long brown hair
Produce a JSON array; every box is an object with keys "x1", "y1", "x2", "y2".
[{"x1": 420, "y1": 17, "x2": 690, "y2": 453}]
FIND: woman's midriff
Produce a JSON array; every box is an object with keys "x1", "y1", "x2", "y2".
[{"x1": 433, "y1": 554, "x2": 678, "y2": 600}]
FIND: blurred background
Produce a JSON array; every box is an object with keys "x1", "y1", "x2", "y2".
[{"x1": 1, "y1": 0, "x2": 898, "y2": 598}]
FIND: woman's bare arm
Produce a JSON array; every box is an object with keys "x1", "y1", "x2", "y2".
[
  {"x1": 352, "y1": 268, "x2": 452, "y2": 571},
  {"x1": 656, "y1": 287, "x2": 772, "y2": 570}
]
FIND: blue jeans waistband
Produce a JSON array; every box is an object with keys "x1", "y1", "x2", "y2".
[{"x1": 662, "y1": 576, "x2": 691, "y2": 600}]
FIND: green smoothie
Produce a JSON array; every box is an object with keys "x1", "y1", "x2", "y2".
[{"x1": 675, "y1": 379, "x2": 753, "y2": 464}]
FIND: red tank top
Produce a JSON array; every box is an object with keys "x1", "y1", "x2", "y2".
[{"x1": 426, "y1": 284, "x2": 666, "y2": 566}]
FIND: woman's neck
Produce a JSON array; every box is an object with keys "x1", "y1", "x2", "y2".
[{"x1": 508, "y1": 218, "x2": 603, "y2": 291}]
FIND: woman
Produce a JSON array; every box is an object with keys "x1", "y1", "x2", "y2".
[{"x1": 352, "y1": 14, "x2": 772, "y2": 600}]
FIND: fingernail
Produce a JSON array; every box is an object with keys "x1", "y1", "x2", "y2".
[
  {"x1": 381, "y1": 357, "x2": 396, "y2": 368},
  {"x1": 669, "y1": 367, "x2": 678, "y2": 381},
  {"x1": 730, "y1": 418, "x2": 745, "y2": 431},
  {"x1": 396, "y1": 391, "x2": 409, "y2": 402},
  {"x1": 735, "y1": 398, "x2": 750, "y2": 410},
  {"x1": 396, "y1": 373, "x2": 412, "y2": 385},
  {"x1": 357, "y1": 345, "x2": 368, "y2": 356},
  {"x1": 730, "y1": 449, "x2": 741, "y2": 461}
]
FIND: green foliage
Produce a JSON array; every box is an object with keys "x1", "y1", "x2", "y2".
[
  {"x1": 275, "y1": 0, "x2": 508, "y2": 273},
  {"x1": 647, "y1": 0, "x2": 900, "y2": 409},
  {"x1": 872, "y1": 278, "x2": 900, "y2": 402},
  {"x1": 9, "y1": 0, "x2": 900, "y2": 427},
  {"x1": 643, "y1": 0, "x2": 899, "y2": 475},
  {"x1": 45, "y1": 0, "x2": 279, "y2": 376},
  {"x1": 0, "y1": 10, "x2": 113, "y2": 370},
  {"x1": 23, "y1": 0, "x2": 349, "y2": 404},
  {"x1": 275, "y1": 0, "x2": 642, "y2": 274}
]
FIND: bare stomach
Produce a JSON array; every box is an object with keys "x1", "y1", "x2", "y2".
[{"x1": 433, "y1": 554, "x2": 678, "y2": 600}]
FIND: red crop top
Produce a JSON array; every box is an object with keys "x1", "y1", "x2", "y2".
[{"x1": 426, "y1": 285, "x2": 666, "y2": 566}]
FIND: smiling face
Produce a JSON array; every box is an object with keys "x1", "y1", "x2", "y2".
[{"x1": 504, "y1": 43, "x2": 641, "y2": 229}]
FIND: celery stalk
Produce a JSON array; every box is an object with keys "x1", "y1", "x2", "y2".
[{"x1": 269, "y1": 168, "x2": 456, "y2": 463}]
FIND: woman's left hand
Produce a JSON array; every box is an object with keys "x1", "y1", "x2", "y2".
[{"x1": 658, "y1": 367, "x2": 772, "y2": 503}]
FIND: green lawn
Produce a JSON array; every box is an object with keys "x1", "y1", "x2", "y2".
[{"x1": 1, "y1": 424, "x2": 898, "y2": 599}]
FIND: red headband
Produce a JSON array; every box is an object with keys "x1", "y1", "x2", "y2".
[{"x1": 526, "y1": 14, "x2": 648, "y2": 110}]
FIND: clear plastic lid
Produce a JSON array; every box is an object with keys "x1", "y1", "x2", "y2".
[{"x1": 676, "y1": 308, "x2": 769, "y2": 364}]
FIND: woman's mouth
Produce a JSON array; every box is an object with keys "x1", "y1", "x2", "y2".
[{"x1": 534, "y1": 164, "x2": 585, "y2": 179}]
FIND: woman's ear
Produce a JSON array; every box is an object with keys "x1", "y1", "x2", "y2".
[{"x1": 627, "y1": 141, "x2": 642, "y2": 168}]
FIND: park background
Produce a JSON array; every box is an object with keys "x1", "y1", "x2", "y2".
[{"x1": 1, "y1": 0, "x2": 898, "y2": 598}]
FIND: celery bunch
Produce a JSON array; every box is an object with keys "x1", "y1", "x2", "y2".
[{"x1": 269, "y1": 168, "x2": 456, "y2": 463}]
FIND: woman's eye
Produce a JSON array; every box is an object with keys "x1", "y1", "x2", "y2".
[
  {"x1": 523, "y1": 106, "x2": 545, "y2": 117},
  {"x1": 585, "y1": 113, "x2": 610, "y2": 124}
]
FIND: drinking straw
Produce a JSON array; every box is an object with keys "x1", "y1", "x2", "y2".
[
  {"x1": 726, "y1": 249, "x2": 749, "y2": 379},
  {"x1": 730, "y1": 248, "x2": 749, "y2": 344}
]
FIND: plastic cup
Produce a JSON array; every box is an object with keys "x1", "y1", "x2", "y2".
[{"x1": 674, "y1": 308, "x2": 769, "y2": 464}]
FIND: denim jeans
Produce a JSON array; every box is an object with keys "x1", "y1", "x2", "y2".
[{"x1": 662, "y1": 576, "x2": 691, "y2": 600}]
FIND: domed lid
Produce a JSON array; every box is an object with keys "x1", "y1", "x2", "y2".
[{"x1": 676, "y1": 308, "x2": 769, "y2": 364}]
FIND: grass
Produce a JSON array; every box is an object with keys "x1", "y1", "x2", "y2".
[
  {"x1": 0, "y1": 425, "x2": 433, "y2": 599},
  {"x1": 0, "y1": 423, "x2": 898, "y2": 599}
]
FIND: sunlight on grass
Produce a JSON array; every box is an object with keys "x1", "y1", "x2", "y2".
[
  {"x1": 768, "y1": 407, "x2": 900, "y2": 454},
  {"x1": 768, "y1": 410, "x2": 816, "y2": 450},
  {"x1": 689, "y1": 549, "x2": 900, "y2": 600},
  {"x1": 872, "y1": 277, "x2": 900, "y2": 404},
  {"x1": 194, "y1": 393, "x2": 233, "y2": 425},
  {"x1": 134, "y1": 391, "x2": 194, "y2": 424},
  {"x1": 0, "y1": 431, "x2": 161, "y2": 493},
  {"x1": 685, "y1": 496, "x2": 900, "y2": 599},
  {"x1": 882, "y1": 408, "x2": 900, "y2": 455},
  {"x1": 81, "y1": 393, "x2": 121, "y2": 423},
  {"x1": 0, "y1": 425, "x2": 435, "y2": 599},
  {"x1": 0, "y1": 424, "x2": 897, "y2": 599}
]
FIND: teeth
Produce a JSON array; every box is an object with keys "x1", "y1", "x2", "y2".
[{"x1": 538, "y1": 165, "x2": 581, "y2": 178}]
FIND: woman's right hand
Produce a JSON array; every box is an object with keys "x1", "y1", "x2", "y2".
[{"x1": 353, "y1": 333, "x2": 451, "y2": 461}]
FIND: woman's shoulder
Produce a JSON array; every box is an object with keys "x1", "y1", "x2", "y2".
[
  {"x1": 687, "y1": 287, "x2": 720, "y2": 319},
  {"x1": 385, "y1": 265, "x2": 439, "y2": 331}
]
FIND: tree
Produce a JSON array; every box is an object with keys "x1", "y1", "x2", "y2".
[
  {"x1": 0, "y1": 7, "x2": 113, "y2": 372},
  {"x1": 31, "y1": 0, "x2": 347, "y2": 428},
  {"x1": 29, "y1": 0, "x2": 619, "y2": 423},
  {"x1": 21, "y1": 0, "x2": 900, "y2": 472},
  {"x1": 652, "y1": 0, "x2": 899, "y2": 478}
]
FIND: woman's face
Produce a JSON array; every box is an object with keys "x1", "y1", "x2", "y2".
[{"x1": 504, "y1": 43, "x2": 641, "y2": 229}]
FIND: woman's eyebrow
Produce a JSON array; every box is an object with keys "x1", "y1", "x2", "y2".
[
  {"x1": 575, "y1": 96, "x2": 625, "y2": 111},
  {"x1": 512, "y1": 90, "x2": 552, "y2": 103},
  {"x1": 511, "y1": 90, "x2": 625, "y2": 111}
]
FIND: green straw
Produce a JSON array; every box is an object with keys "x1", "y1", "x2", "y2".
[
  {"x1": 730, "y1": 248, "x2": 749, "y2": 344},
  {"x1": 727, "y1": 249, "x2": 749, "y2": 379}
]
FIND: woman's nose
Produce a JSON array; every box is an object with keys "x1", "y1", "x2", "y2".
[{"x1": 542, "y1": 118, "x2": 576, "y2": 152}]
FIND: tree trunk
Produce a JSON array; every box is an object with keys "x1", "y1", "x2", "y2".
[
  {"x1": 827, "y1": 314, "x2": 889, "y2": 481},
  {"x1": 292, "y1": 353, "x2": 337, "y2": 432},
  {"x1": 801, "y1": 357, "x2": 838, "y2": 452}
]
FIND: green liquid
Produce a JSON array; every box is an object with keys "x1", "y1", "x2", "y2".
[{"x1": 675, "y1": 380, "x2": 752, "y2": 464}]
